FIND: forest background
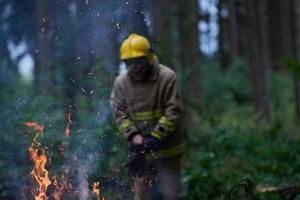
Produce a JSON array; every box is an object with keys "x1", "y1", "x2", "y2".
[{"x1": 1, "y1": 0, "x2": 300, "y2": 199}]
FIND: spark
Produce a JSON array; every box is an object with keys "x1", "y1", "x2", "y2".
[
  {"x1": 65, "y1": 113, "x2": 72, "y2": 137},
  {"x1": 76, "y1": 129, "x2": 82, "y2": 133}
]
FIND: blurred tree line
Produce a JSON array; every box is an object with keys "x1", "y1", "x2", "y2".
[{"x1": 0, "y1": 0, "x2": 300, "y2": 199}]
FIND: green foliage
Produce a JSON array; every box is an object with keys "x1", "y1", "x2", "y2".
[
  {"x1": 281, "y1": 57, "x2": 300, "y2": 80},
  {"x1": 183, "y1": 60, "x2": 300, "y2": 200},
  {"x1": 202, "y1": 58, "x2": 251, "y2": 111},
  {"x1": 184, "y1": 116, "x2": 300, "y2": 199}
]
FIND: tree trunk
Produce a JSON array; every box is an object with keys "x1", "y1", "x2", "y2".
[
  {"x1": 228, "y1": 0, "x2": 239, "y2": 61},
  {"x1": 268, "y1": 0, "x2": 281, "y2": 71},
  {"x1": 57, "y1": 0, "x2": 78, "y2": 117},
  {"x1": 269, "y1": 0, "x2": 293, "y2": 71},
  {"x1": 294, "y1": 77, "x2": 300, "y2": 120},
  {"x1": 176, "y1": 0, "x2": 202, "y2": 134},
  {"x1": 259, "y1": 0, "x2": 271, "y2": 74},
  {"x1": 280, "y1": 1, "x2": 293, "y2": 58},
  {"x1": 34, "y1": 0, "x2": 55, "y2": 94},
  {"x1": 246, "y1": 0, "x2": 271, "y2": 122},
  {"x1": 177, "y1": 0, "x2": 202, "y2": 103},
  {"x1": 218, "y1": 0, "x2": 230, "y2": 70},
  {"x1": 146, "y1": 0, "x2": 177, "y2": 67},
  {"x1": 235, "y1": 0, "x2": 248, "y2": 58},
  {"x1": 291, "y1": 0, "x2": 300, "y2": 120}
]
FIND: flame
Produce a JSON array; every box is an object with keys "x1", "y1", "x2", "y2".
[
  {"x1": 65, "y1": 113, "x2": 72, "y2": 137},
  {"x1": 25, "y1": 119, "x2": 107, "y2": 200},
  {"x1": 93, "y1": 182, "x2": 103, "y2": 200},
  {"x1": 29, "y1": 148, "x2": 51, "y2": 200},
  {"x1": 24, "y1": 122, "x2": 44, "y2": 133},
  {"x1": 92, "y1": 181, "x2": 106, "y2": 200},
  {"x1": 25, "y1": 121, "x2": 51, "y2": 200}
]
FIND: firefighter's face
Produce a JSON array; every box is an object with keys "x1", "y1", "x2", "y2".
[{"x1": 124, "y1": 57, "x2": 150, "y2": 81}]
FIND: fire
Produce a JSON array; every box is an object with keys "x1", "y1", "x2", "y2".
[
  {"x1": 29, "y1": 148, "x2": 51, "y2": 200},
  {"x1": 24, "y1": 122, "x2": 44, "y2": 133},
  {"x1": 65, "y1": 113, "x2": 72, "y2": 137},
  {"x1": 93, "y1": 182, "x2": 100, "y2": 200},
  {"x1": 24, "y1": 118, "x2": 107, "y2": 200},
  {"x1": 93, "y1": 182, "x2": 106, "y2": 200},
  {"x1": 25, "y1": 121, "x2": 51, "y2": 200}
]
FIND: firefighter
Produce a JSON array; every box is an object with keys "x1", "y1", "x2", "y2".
[{"x1": 110, "y1": 33, "x2": 184, "y2": 200}]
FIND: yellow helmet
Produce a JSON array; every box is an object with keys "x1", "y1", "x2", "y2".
[{"x1": 120, "y1": 33, "x2": 154, "y2": 64}]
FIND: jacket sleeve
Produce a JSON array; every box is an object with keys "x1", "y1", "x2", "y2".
[
  {"x1": 110, "y1": 78, "x2": 139, "y2": 140},
  {"x1": 150, "y1": 73, "x2": 182, "y2": 140}
]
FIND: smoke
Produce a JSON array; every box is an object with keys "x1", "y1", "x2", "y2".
[{"x1": 78, "y1": 165, "x2": 89, "y2": 200}]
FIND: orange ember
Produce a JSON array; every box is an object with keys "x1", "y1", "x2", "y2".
[
  {"x1": 64, "y1": 113, "x2": 72, "y2": 137},
  {"x1": 24, "y1": 122, "x2": 44, "y2": 135}
]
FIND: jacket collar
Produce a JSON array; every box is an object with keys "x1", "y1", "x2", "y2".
[{"x1": 146, "y1": 55, "x2": 159, "y2": 81}]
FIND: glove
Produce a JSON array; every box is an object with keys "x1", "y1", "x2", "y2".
[
  {"x1": 126, "y1": 144, "x2": 146, "y2": 176},
  {"x1": 143, "y1": 136, "x2": 161, "y2": 153}
]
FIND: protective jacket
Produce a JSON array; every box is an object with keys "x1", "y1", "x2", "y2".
[{"x1": 110, "y1": 58, "x2": 184, "y2": 161}]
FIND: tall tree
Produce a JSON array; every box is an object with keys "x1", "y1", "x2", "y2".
[
  {"x1": 34, "y1": 0, "x2": 55, "y2": 94},
  {"x1": 269, "y1": 0, "x2": 293, "y2": 71},
  {"x1": 56, "y1": 0, "x2": 79, "y2": 117},
  {"x1": 177, "y1": 0, "x2": 202, "y2": 103},
  {"x1": 74, "y1": 0, "x2": 95, "y2": 119},
  {"x1": 246, "y1": 0, "x2": 271, "y2": 122},
  {"x1": 217, "y1": 0, "x2": 230, "y2": 70},
  {"x1": 0, "y1": 1, "x2": 15, "y2": 76},
  {"x1": 146, "y1": 0, "x2": 177, "y2": 67},
  {"x1": 228, "y1": 0, "x2": 239, "y2": 61},
  {"x1": 291, "y1": 0, "x2": 300, "y2": 120}
]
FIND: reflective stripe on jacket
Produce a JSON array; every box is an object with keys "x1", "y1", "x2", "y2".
[{"x1": 110, "y1": 58, "x2": 184, "y2": 160}]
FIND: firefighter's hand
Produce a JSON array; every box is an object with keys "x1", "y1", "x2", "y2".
[
  {"x1": 132, "y1": 134, "x2": 144, "y2": 144},
  {"x1": 144, "y1": 136, "x2": 161, "y2": 152}
]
